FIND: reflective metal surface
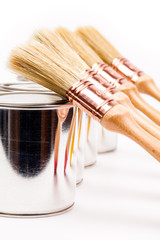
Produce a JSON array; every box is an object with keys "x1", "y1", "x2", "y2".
[
  {"x1": 67, "y1": 72, "x2": 118, "y2": 123},
  {"x1": 112, "y1": 57, "x2": 144, "y2": 83},
  {"x1": 98, "y1": 127, "x2": 118, "y2": 153},
  {"x1": 0, "y1": 86, "x2": 11, "y2": 94},
  {"x1": 84, "y1": 114, "x2": 98, "y2": 167},
  {"x1": 2, "y1": 79, "x2": 84, "y2": 186},
  {"x1": 76, "y1": 109, "x2": 86, "y2": 184},
  {"x1": 0, "y1": 92, "x2": 78, "y2": 217},
  {"x1": 1, "y1": 82, "x2": 51, "y2": 93}
]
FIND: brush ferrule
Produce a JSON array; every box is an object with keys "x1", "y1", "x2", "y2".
[
  {"x1": 111, "y1": 57, "x2": 144, "y2": 83},
  {"x1": 67, "y1": 70, "x2": 118, "y2": 122},
  {"x1": 83, "y1": 69, "x2": 118, "y2": 96},
  {"x1": 92, "y1": 63, "x2": 128, "y2": 87}
]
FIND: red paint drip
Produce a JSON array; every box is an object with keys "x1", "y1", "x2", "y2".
[
  {"x1": 64, "y1": 148, "x2": 68, "y2": 173},
  {"x1": 54, "y1": 157, "x2": 58, "y2": 175}
]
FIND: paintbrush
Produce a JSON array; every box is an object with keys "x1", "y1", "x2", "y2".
[
  {"x1": 76, "y1": 26, "x2": 160, "y2": 125},
  {"x1": 76, "y1": 26, "x2": 160, "y2": 102},
  {"x1": 36, "y1": 27, "x2": 160, "y2": 141},
  {"x1": 8, "y1": 36, "x2": 160, "y2": 162}
]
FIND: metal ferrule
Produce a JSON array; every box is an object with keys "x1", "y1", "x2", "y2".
[
  {"x1": 67, "y1": 70, "x2": 118, "y2": 122},
  {"x1": 92, "y1": 62, "x2": 128, "y2": 87},
  {"x1": 90, "y1": 65, "x2": 119, "y2": 154},
  {"x1": 111, "y1": 57, "x2": 144, "y2": 83},
  {"x1": 83, "y1": 69, "x2": 118, "y2": 96}
]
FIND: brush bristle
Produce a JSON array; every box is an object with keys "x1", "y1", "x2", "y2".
[
  {"x1": 34, "y1": 30, "x2": 88, "y2": 74},
  {"x1": 76, "y1": 26, "x2": 122, "y2": 65},
  {"x1": 8, "y1": 41, "x2": 85, "y2": 97},
  {"x1": 55, "y1": 27, "x2": 102, "y2": 67}
]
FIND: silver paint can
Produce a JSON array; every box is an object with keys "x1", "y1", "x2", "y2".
[
  {"x1": 2, "y1": 81, "x2": 84, "y2": 185},
  {"x1": 0, "y1": 92, "x2": 78, "y2": 217},
  {"x1": 98, "y1": 127, "x2": 117, "y2": 153},
  {"x1": 84, "y1": 114, "x2": 98, "y2": 167}
]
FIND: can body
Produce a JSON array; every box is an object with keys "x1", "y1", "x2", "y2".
[
  {"x1": 1, "y1": 81, "x2": 85, "y2": 186},
  {"x1": 76, "y1": 109, "x2": 86, "y2": 184},
  {"x1": 0, "y1": 93, "x2": 77, "y2": 217},
  {"x1": 98, "y1": 127, "x2": 117, "y2": 153}
]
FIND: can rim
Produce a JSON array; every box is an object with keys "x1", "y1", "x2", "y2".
[
  {"x1": 0, "y1": 92, "x2": 71, "y2": 110},
  {"x1": 1, "y1": 82, "x2": 51, "y2": 92}
]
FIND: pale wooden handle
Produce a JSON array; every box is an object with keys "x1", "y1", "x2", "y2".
[
  {"x1": 127, "y1": 101, "x2": 160, "y2": 141},
  {"x1": 101, "y1": 104, "x2": 160, "y2": 162},
  {"x1": 136, "y1": 75, "x2": 160, "y2": 101},
  {"x1": 119, "y1": 82, "x2": 160, "y2": 125},
  {"x1": 113, "y1": 92, "x2": 160, "y2": 141}
]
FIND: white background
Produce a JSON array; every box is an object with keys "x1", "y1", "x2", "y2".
[{"x1": 1, "y1": 0, "x2": 160, "y2": 239}]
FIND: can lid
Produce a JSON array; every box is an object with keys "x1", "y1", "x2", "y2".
[
  {"x1": 0, "y1": 88, "x2": 11, "y2": 93},
  {"x1": 1, "y1": 83, "x2": 51, "y2": 92},
  {"x1": 0, "y1": 92, "x2": 69, "y2": 108}
]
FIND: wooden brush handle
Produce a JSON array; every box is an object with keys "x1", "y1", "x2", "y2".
[
  {"x1": 119, "y1": 82, "x2": 160, "y2": 125},
  {"x1": 113, "y1": 92, "x2": 160, "y2": 141},
  {"x1": 101, "y1": 104, "x2": 160, "y2": 162},
  {"x1": 136, "y1": 75, "x2": 160, "y2": 101}
]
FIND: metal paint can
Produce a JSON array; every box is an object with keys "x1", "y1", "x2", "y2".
[
  {"x1": 4, "y1": 81, "x2": 86, "y2": 185},
  {"x1": 84, "y1": 114, "x2": 98, "y2": 167},
  {"x1": 98, "y1": 127, "x2": 117, "y2": 153},
  {"x1": 2, "y1": 81, "x2": 84, "y2": 185},
  {"x1": 0, "y1": 92, "x2": 78, "y2": 217}
]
